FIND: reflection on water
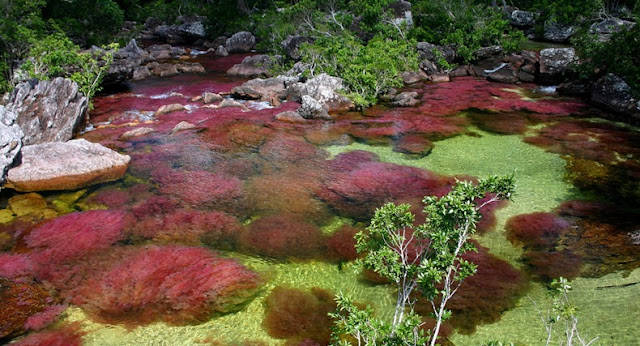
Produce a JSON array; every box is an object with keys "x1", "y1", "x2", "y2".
[{"x1": 1, "y1": 52, "x2": 639, "y2": 345}]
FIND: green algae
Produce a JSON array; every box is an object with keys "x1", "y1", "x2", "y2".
[{"x1": 450, "y1": 268, "x2": 640, "y2": 345}]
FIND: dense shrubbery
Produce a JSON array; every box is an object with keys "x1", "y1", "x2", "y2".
[{"x1": 411, "y1": 1, "x2": 525, "y2": 63}]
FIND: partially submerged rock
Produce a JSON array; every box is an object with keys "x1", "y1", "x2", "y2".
[
  {"x1": 590, "y1": 74, "x2": 639, "y2": 120},
  {"x1": 539, "y1": 48, "x2": 576, "y2": 85},
  {"x1": 5, "y1": 139, "x2": 131, "y2": 192},
  {"x1": 0, "y1": 105, "x2": 23, "y2": 187},
  {"x1": 227, "y1": 55, "x2": 272, "y2": 78}
]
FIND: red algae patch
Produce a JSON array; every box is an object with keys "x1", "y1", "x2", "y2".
[
  {"x1": 12, "y1": 323, "x2": 84, "y2": 346},
  {"x1": 239, "y1": 214, "x2": 326, "y2": 260},
  {"x1": 262, "y1": 286, "x2": 337, "y2": 345},
  {"x1": 72, "y1": 245, "x2": 260, "y2": 325}
]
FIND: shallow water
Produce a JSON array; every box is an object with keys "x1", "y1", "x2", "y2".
[{"x1": 2, "y1": 53, "x2": 639, "y2": 345}]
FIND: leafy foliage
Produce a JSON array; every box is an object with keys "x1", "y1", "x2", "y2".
[
  {"x1": 410, "y1": 0, "x2": 525, "y2": 63},
  {"x1": 299, "y1": 34, "x2": 418, "y2": 108},
  {"x1": 331, "y1": 175, "x2": 516, "y2": 345},
  {"x1": 44, "y1": 0, "x2": 124, "y2": 46}
]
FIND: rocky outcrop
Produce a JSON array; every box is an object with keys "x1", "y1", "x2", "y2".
[
  {"x1": 4, "y1": 78, "x2": 88, "y2": 146},
  {"x1": 0, "y1": 106, "x2": 24, "y2": 187},
  {"x1": 226, "y1": 31, "x2": 256, "y2": 53},
  {"x1": 538, "y1": 48, "x2": 576, "y2": 85},
  {"x1": 227, "y1": 55, "x2": 273, "y2": 78},
  {"x1": 286, "y1": 73, "x2": 353, "y2": 111},
  {"x1": 231, "y1": 77, "x2": 295, "y2": 100},
  {"x1": 543, "y1": 21, "x2": 577, "y2": 42},
  {"x1": 5, "y1": 139, "x2": 131, "y2": 192},
  {"x1": 590, "y1": 74, "x2": 639, "y2": 119},
  {"x1": 298, "y1": 95, "x2": 331, "y2": 119},
  {"x1": 510, "y1": 10, "x2": 536, "y2": 28},
  {"x1": 589, "y1": 18, "x2": 635, "y2": 41}
]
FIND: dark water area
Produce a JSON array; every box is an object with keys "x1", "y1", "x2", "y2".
[{"x1": 1, "y1": 52, "x2": 639, "y2": 345}]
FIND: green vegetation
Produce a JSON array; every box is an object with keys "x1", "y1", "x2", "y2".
[{"x1": 331, "y1": 175, "x2": 516, "y2": 345}]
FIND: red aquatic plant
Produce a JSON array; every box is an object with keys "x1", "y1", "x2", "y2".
[
  {"x1": 259, "y1": 136, "x2": 328, "y2": 164},
  {"x1": 328, "y1": 150, "x2": 379, "y2": 173},
  {"x1": 72, "y1": 245, "x2": 260, "y2": 325},
  {"x1": 23, "y1": 304, "x2": 67, "y2": 331},
  {"x1": 505, "y1": 212, "x2": 571, "y2": 249},
  {"x1": 262, "y1": 286, "x2": 337, "y2": 345},
  {"x1": 152, "y1": 168, "x2": 246, "y2": 212},
  {"x1": 131, "y1": 209, "x2": 242, "y2": 249},
  {"x1": 12, "y1": 323, "x2": 84, "y2": 346},
  {"x1": 326, "y1": 225, "x2": 361, "y2": 262},
  {"x1": 84, "y1": 188, "x2": 131, "y2": 209},
  {"x1": 0, "y1": 277, "x2": 60, "y2": 341},
  {"x1": 523, "y1": 250, "x2": 583, "y2": 281},
  {"x1": 393, "y1": 134, "x2": 434, "y2": 157},
  {"x1": 238, "y1": 214, "x2": 326, "y2": 259},
  {"x1": 318, "y1": 161, "x2": 450, "y2": 219},
  {"x1": 467, "y1": 112, "x2": 530, "y2": 135}
]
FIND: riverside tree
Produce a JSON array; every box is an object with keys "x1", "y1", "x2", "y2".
[{"x1": 330, "y1": 174, "x2": 516, "y2": 345}]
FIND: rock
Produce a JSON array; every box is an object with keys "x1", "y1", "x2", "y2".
[
  {"x1": 176, "y1": 62, "x2": 205, "y2": 74},
  {"x1": 231, "y1": 77, "x2": 291, "y2": 100},
  {"x1": 392, "y1": 91, "x2": 420, "y2": 107},
  {"x1": 275, "y1": 111, "x2": 308, "y2": 123},
  {"x1": 226, "y1": 54, "x2": 272, "y2": 78},
  {"x1": 590, "y1": 18, "x2": 635, "y2": 41},
  {"x1": 417, "y1": 42, "x2": 456, "y2": 63},
  {"x1": 5, "y1": 78, "x2": 88, "y2": 146},
  {"x1": 518, "y1": 71, "x2": 536, "y2": 83},
  {"x1": 5, "y1": 139, "x2": 131, "y2": 192},
  {"x1": 281, "y1": 36, "x2": 314, "y2": 60},
  {"x1": 450, "y1": 65, "x2": 471, "y2": 77},
  {"x1": 145, "y1": 17, "x2": 161, "y2": 30},
  {"x1": 171, "y1": 121, "x2": 196, "y2": 133},
  {"x1": 218, "y1": 99, "x2": 248, "y2": 110},
  {"x1": 590, "y1": 74, "x2": 639, "y2": 117},
  {"x1": 154, "y1": 25, "x2": 183, "y2": 44},
  {"x1": 132, "y1": 66, "x2": 151, "y2": 80},
  {"x1": 558, "y1": 80, "x2": 593, "y2": 97},
  {"x1": 203, "y1": 92, "x2": 223, "y2": 104},
  {"x1": 215, "y1": 45, "x2": 229, "y2": 57},
  {"x1": 120, "y1": 127, "x2": 155, "y2": 140},
  {"x1": 543, "y1": 21, "x2": 577, "y2": 42},
  {"x1": 225, "y1": 31, "x2": 256, "y2": 53},
  {"x1": 486, "y1": 63, "x2": 518, "y2": 84},
  {"x1": 510, "y1": 10, "x2": 536, "y2": 28},
  {"x1": 388, "y1": 0, "x2": 413, "y2": 26},
  {"x1": 152, "y1": 63, "x2": 179, "y2": 77},
  {"x1": 401, "y1": 71, "x2": 424, "y2": 84},
  {"x1": 149, "y1": 50, "x2": 172, "y2": 61},
  {"x1": 474, "y1": 46, "x2": 503, "y2": 60},
  {"x1": 428, "y1": 74, "x2": 451, "y2": 83},
  {"x1": 7, "y1": 192, "x2": 56, "y2": 218},
  {"x1": 287, "y1": 73, "x2": 353, "y2": 111},
  {"x1": 0, "y1": 105, "x2": 24, "y2": 187},
  {"x1": 298, "y1": 95, "x2": 331, "y2": 120},
  {"x1": 539, "y1": 48, "x2": 576, "y2": 84},
  {"x1": 155, "y1": 103, "x2": 186, "y2": 116},
  {"x1": 178, "y1": 21, "x2": 206, "y2": 39}
]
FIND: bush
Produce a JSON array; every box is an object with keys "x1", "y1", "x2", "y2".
[
  {"x1": 410, "y1": 0, "x2": 524, "y2": 63},
  {"x1": 44, "y1": 0, "x2": 124, "y2": 46},
  {"x1": 574, "y1": 24, "x2": 640, "y2": 97},
  {"x1": 299, "y1": 34, "x2": 418, "y2": 107}
]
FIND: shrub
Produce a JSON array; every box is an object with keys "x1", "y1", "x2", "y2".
[{"x1": 299, "y1": 34, "x2": 418, "y2": 107}]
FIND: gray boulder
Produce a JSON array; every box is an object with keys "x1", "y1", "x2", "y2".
[
  {"x1": 590, "y1": 74, "x2": 639, "y2": 117},
  {"x1": 590, "y1": 18, "x2": 635, "y2": 41},
  {"x1": 232, "y1": 77, "x2": 295, "y2": 100},
  {"x1": 298, "y1": 95, "x2": 331, "y2": 120},
  {"x1": 510, "y1": 10, "x2": 536, "y2": 28},
  {"x1": 5, "y1": 139, "x2": 130, "y2": 192},
  {"x1": 226, "y1": 31, "x2": 256, "y2": 53},
  {"x1": 178, "y1": 21, "x2": 206, "y2": 39},
  {"x1": 227, "y1": 55, "x2": 273, "y2": 78},
  {"x1": 289, "y1": 73, "x2": 353, "y2": 111},
  {"x1": 539, "y1": 48, "x2": 576, "y2": 85},
  {"x1": 392, "y1": 91, "x2": 420, "y2": 107},
  {"x1": 543, "y1": 21, "x2": 577, "y2": 42},
  {"x1": 5, "y1": 78, "x2": 88, "y2": 146},
  {"x1": 0, "y1": 105, "x2": 24, "y2": 187}
]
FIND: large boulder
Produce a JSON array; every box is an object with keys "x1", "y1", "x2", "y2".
[
  {"x1": 590, "y1": 74, "x2": 639, "y2": 118},
  {"x1": 543, "y1": 21, "x2": 577, "y2": 42},
  {"x1": 231, "y1": 76, "x2": 297, "y2": 100},
  {"x1": 4, "y1": 78, "x2": 88, "y2": 146},
  {"x1": 105, "y1": 40, "x2": 150, "y2": 85},
  {"x1": 227, "y1": 55, "x2": 273, "y2": 78},
  {"x1": 178, "y1": 21, "x2": 206, "y2": 39},
  {"x1": 510, "y1": 10, "x2": 536, "y2": 28},
  {"x1": 538, "y1": 48, "x2": 576, "y2": 85},
  {"x1": 5, "y1": 139, "x2": 131, "y2": 192},
  {"x1": 589, "y1": 18, "x2": 635, "y2": 41},
  {"x1": 0, "y1": 105, "x2": 24, "y2": 187},
  {"x1": 388, "y1": 0, "x2": 413, "y2": 27},
  {"x1": 225, "y1": 31, "x2": 256, "y2": 53},
  {"x1": 298, "y1": 95, "x2": 331, "y2": 120},
  {"x1": 286, "y1": 73, "x2": 353, "y2": 111}
]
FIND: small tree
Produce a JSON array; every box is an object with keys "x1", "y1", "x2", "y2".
[{"x1": 331, "y1": 174, "x2": 516, "y2": 345}]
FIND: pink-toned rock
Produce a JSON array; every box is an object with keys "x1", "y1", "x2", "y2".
[
  {"x1": 5, "y1": 139, "x2": 130, "y2": 192},
  {"x1": 120, "y1": 127, "x2": 155, "y2": 140},
  {"x1": 155, "y1": 103, "x2": 186, "y2": 116},
  {"x1": 275, "y1": 111, "x2": 307, "y2": 123}
]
